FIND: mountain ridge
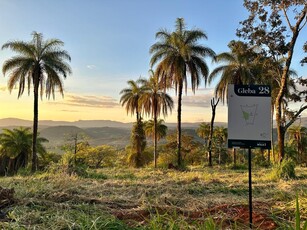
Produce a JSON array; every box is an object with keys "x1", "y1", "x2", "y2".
[{"x1": 0, "y1": 117, "x2": 227, "y2": 128}]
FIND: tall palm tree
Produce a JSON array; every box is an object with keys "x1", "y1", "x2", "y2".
[
  {"x1": 2, "y1": 32, "x2": 72, "y2": 172},
  {"x1": 150, "y1": 18, "x2": 215, "y2": 168},
  {"x1": 120, "y1": 79, "x2": 145, "y2": 167},
  {"x1": 140, "y1": 71, "x2": 173, "y2": 168},
  {"x1": 0, "y1": 127, "x2": 48, "y2": 174},
  {"x1": 208, "y1": 41, "x2": 259, "y2": 103},
  {"x1": 144, "y1": 119, "x2": 168, "y2": 167}
]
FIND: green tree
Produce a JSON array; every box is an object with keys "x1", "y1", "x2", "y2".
[
  {"x1": 140, "y1": 72, "x2": 173, "y2": 168},
  {"x1": 237, "y1": 0, "x2": 307, "y2": 162},
  {"x1": 2, "y1": 32, "x2": 72, "y2": 172},
  {"x1": 0, "y1": 127, "x2": 48, "y2": 174},
  {"x1": 150, "y1": 18, "x2": 215, "y2": 168},
  {"x1": 78, "y1": 145, "x2": 116, "y2": 168},
  {"x1": 163, "y1": 132, "x2": 203, "y2": 166}
]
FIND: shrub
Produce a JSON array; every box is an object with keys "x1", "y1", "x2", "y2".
[{"x1": 270, "y1": 159, "x2": 296, "y2": 180}]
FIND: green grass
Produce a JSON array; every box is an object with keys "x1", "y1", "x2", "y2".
[{"x1": 0, "y1": 166, "x2": 306, "y2": 229}]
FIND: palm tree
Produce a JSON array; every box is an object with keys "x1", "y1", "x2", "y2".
[
  {"x1": 287, "y1": 125, "x2": 307, "y2": 163},
  {"x1": 140, "y1": 71, "x2": 173, "y2": 168},
  {"x1": 2, "y1": 32, "x2": 72, "y2": 172},
  {"x1": 120, "y1": 79, "x2": 144, "y2": 122},
  {"x1": 0, "y1": 127, "x2": 48, "y2": 174},
  {"x1": 208, "y1": 41, "x2": 259, "y2": 103},
  {"x1": 150, "y1": 18, "x2": 215, "y2": 168},
  {"x1": 213, "y1": 126, "x2": 228, "y2": 165},
  {"x1": 120, "y1": 79, "x2": 145, "y2": 167},
  {"x1": 144, "y1": 119, "x2": 168, "y2": 167}
]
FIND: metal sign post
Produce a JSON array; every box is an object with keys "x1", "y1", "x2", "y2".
[{"x1": 228, "y1": 85, "x2": 271, "y2": 229}]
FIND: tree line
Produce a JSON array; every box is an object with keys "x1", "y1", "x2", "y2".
[{"x1": 0, "y1": 0, "x2": 306, "y2": 173}]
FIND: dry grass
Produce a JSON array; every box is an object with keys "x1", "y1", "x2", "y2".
[{"x1": 0, "y1": 166, "x2": 306, "y2": 229}]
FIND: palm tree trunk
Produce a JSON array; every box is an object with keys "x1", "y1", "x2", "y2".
[
  {"x1": 177, "y1": 81, "x2": 183, "y2": 168},
  {"x1": 135, "y1": 107, "x2": 141, "y2": 168},
  {"x1": 271, "y1": 104, "x2": 274, "y2": 163},
  {"x1": 32, "y1": 77, "x2": 39, "y2": 172},
  {"x1": 154, "y1": 107, "x2": 158, "y2": 168}
]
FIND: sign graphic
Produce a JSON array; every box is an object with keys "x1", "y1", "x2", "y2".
[{"x1": 228, "y1": 85, "x2": 271, "y2": 149}]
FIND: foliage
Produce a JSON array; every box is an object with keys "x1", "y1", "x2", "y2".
[
  {"x1": 47, "y1": 152, "x2": 88, "y2": 177},
  {"x1": 38, "y1": 151, "x2": 62, "y2": 169},
  {"x1": 127, "y1": 119, "x2": 147, "y2": 167},
  {"x1": 77, "y1": 145, "x2": 117, "y2": 168},
  {"x1": 208, "y1": 40, "x2": 260, "y2": 103},
  {"x1": 270, "y1": 158, "x2": 296, "y2": 180},
  {"x1": 120, "y1": 79, "x2": 144, "y2": 121},
  {"x1": 0, "y1": 127, "x2": 48, "y2": 175},
  {"x1": 160, "y1": 132, "x2": 203, "y2": 167},
  {"x1": 125, "y1": 145, "x2": 153, "y2": 168}
]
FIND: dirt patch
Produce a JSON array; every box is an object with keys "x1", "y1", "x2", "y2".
[{"x1": 111, "y1": 202, "x2": 277, "y2": 229}]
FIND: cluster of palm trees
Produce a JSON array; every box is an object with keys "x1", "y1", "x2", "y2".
[
  {"x1": 120, "y1": 73, "x2": 173, "y2": 167},
  {"x1": 121, "y1": 18, "x2": 216, "y2": 168},
  {"x1": 120, "y1": 18, "x2": 305, "y2": 168}
]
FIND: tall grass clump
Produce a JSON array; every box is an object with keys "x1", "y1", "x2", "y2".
[{"x1": 270, "y1": 159, "x2": 296, "y2": 180}]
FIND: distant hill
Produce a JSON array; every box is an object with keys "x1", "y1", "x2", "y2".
[
  {"x1": 0, "y1": 118, "x2": 133, "y2": 128},
  {"x1": 0, "y1": 117, "x2": 228, "y2": 129}
]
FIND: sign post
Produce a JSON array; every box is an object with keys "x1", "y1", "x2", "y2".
[{"x1": 228, "y1": 85, "x2": 271, "y2": 229}]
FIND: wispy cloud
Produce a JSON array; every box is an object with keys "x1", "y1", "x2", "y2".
[
  {"x1": 60, "y1": 109, "x2": 80, "y2": 113},
  {"x1": 181, "y1": 94, "x2": 214, "y2": 107},
  {"x1": 49, "y1": 94, "x2": 119, "y2": 108},
  {"x1": 86, "y1": 65, "x2": 96, "y2": 69},
  {"x1": 173, "y1": 89, "x2": 216, "y2": 108}
]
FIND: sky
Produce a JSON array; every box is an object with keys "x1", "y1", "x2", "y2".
[{"x1": 0, "y1": 0, "x2": 306, "y2": 123}]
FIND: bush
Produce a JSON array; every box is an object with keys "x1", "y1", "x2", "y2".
[{"x1": 270, "y1": 159, "x2": 296, "y2": 180}]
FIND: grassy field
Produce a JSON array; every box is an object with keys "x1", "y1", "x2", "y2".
[{"x1": 0, "y1": 166, "x2": 306, "y2": 229}]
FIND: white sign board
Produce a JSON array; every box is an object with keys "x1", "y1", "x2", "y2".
[{"x1": 228, "y1": 84, "x2": 271, "y2": 149}]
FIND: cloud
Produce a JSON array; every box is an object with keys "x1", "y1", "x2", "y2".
[
  {"x1": 60, "y1": 109, "x2": 80, "y2": 112},
  {"x1": 173, "y1": 89, "x2": 216, "y2": 108},
  {"x1": 49, "y1": 94, "x2": 119, "y2": 109},
  {"x1": 86, "y1": 65, "x2": 96, "y2": 69}
]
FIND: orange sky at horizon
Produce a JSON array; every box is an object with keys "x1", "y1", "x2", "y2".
[{"x1": 0, "y1": 85, "x2": 228, "y2": 123}]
